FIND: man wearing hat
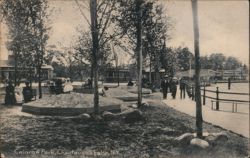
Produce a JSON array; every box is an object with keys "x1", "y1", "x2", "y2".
[{"x1": 161, "y1": 75, "x2": 170, "y2": 99}]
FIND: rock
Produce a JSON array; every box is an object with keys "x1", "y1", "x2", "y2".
[
  {"x1": 141, "y1": 101, "x2": 149, "y2": 107},
  {"x1": 204, "y1": 135, "x2": 216, "y2": 145},
  {"x1": 130, "y1": 104, "x2": 138, "y2": 108},
  {"x1": 193, "y1": 132, "x2": 210, "y2": 137},
  {"x1": 102, "y1": 111, "x2": 116, "y2": 120},
  {"x1": 78, "y1": 113, "x2": 91, "y2": 120},
  {"x1": 213, "y1": 132, "x2": 228, "y2": 141},
  {"x1": 175, "y1": 133, "x2": 195, "y2": 145},
  {"x1": 190, "y1": 138, "x2": 209, "y2": 149},
  {"x1": 122, "y1": 109, "x2": 144, "y2": 123},
  {"x1": 91, "y1": 115, "x2": 103, "y2": 122},
  {"x1": 1, "y1": 153, "x2": 5, "y2": 158},
  {"x1": 209, "y1": 132, "x2": 229, "y2": 144},
  {"x1": 108, "y1": 121, "x2": 120, "y2": 128}
]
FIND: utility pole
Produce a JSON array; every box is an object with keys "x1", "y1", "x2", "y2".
[
  {"x1": 191, "y1": 0, "x2": 203, "y2": 138},
  {"x1": 90, "y1": 0, "x2": 99, "y2": 114}
]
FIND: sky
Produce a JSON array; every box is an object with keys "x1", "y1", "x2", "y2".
[{"x1": 0, "y1": 0, "x2": 249, "y2": 65}]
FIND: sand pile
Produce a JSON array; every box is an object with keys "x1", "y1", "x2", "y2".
[
  {"x1": 105, "y1": 88, "x2": 137, "y2": 98},
  {"x1": 24, "y1": 92, "x2": 123, "y2": 108}
]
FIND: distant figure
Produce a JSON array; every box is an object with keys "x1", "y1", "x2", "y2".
[
  {"x1": 228, "y1": 78, "x2": 231, "y2": 90},
  {"x1": 83, "y1": 79, "x2": 92, "y2": 88},
  {"x1": 55, "y1": 79, "x2": 63, "y2": 94},
  {"x1": 161, "y1": 75, "x2": 170, "y2": 99},
  {"x1": 15, "y1": 83, "x2": 23, "y2": 103},
  {"x1": 141, "y1": 76, "x2": 147, "y2": 88},
  {"x1": 99, "y1": 86, "x2": 109, "y2": 97},
  {"x1": 5, "y1": 81, "x2": 16, "y2": 105},
  {"x1": 179, "y1": 78, "x2": 186, "y2": 99},
  {"x1": 22, "y1": 81, "x2": 33, "y2": 103},
  {"x1": 88, "y1": 79, "x2": 92, "y2": 88},
  {"x1": 48, "y1": 81, "x2": 55, "y2": 95},
  {"x1": 170, "y1": 77, "x2": 178, "y2": 99},
  {"x1": 127, "y1": 79, "x2": 134, "y2": 86}
]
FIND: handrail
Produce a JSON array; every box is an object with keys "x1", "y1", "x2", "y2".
[
  {"x1": 185, "y1": 81, "x2": 249, "y2": 110},
  {"x1": 216, "y1": 91, "x2": 249, "y2": 95},
  {"x1": 200, "y1": 88, "x2": 249, "y2": 95}
]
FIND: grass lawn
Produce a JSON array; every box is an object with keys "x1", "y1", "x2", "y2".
[{"x1": 0, "y1": 98, "x2": 248, "y2": 158}]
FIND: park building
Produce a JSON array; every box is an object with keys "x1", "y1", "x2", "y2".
[
  {"x1": 175, "y1": 69, "x2": 217, "y2": 82},
  {"x1": 176, "y1": 68, "x2": 248, "y2": 82},
  {"x1": 215, "y1": 67, "x2": 249, "y2": 80},
  {"x1": 0, "y1": 54, "x2": 53, "y2": 83}
]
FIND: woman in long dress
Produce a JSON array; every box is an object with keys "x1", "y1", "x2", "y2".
[
  {"x1": 15, "y1": 83, "x2": 23, "y2": 104},
  {"x1": 5, "y1": 81, "x2": 16, "y2": 105}
]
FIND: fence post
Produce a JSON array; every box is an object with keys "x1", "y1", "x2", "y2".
[
  {"x1": 216, "y1": 87, "x2": 219, "y2": 110},
  {"x1": 203, "y1": 84, "x2": 206, "y2": 105}
]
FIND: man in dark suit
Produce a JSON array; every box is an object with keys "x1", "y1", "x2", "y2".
[
  {"x1": 161, "y1": 75, "x2": 170, "y2": 99},
  {"x1": 180, "y1": 78, "x2": 186, "y2": 99}
]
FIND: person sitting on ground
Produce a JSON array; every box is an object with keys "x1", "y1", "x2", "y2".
[
  {"x1": 5, "y1": 81, "x2": 16, "y2": 105},
  {"x1": 98, "y1": 86, "x2": 109, "y2": 97},
  {"x1": 83, "y1": 79, "x2": 92, "y2": 88},
  {"x1": 127, "y1": 79, "x2": 134, "y2": 86},
  {"x1": 22, "y1": 81, "x2": 33, "y2": 103}
]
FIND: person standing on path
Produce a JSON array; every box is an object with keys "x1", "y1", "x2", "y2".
[
  {"x1": 5, "y1": 81, "x2": 16, "y2": 105},
  {"x1": 22, "y1": 81, "x2": 33, "y2": 103},
  {"x1": 179, "y1": 78, "x2": 186, "y2": 99},
  {"x1": 170, "y1": 77, "x2": 178, "y2": 99},
  {"x1": 228, "y1": 78, "x2": 231, "y2": 90},
  {"x1": 15, "y1": 82, "x2": 23, "y2": 104},
  {"x1": 161, "y1": 75, "x2": 170, "y2": 99}
]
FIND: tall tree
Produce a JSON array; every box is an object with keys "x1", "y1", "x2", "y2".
[
  {"x1": 76, "y1": 0, "x2": 120, "y2": 114},
  {"x1": 176, "y1": 47, "x2": 194, "y2": 71},
  {"x1": 2, "y1": 0, "x2": 49, "y2": 98},
  {"x1": 192, "y1": 0, "x2": 203, "y2": 138},
  {"x1": 224, "y1": 56, "x2": 241, "y2": 70},
  {"x1": 90, "y1": 0, "x2": 100, "y2": 114},
  {"x1": 135, "y1": 0, "x2": 143, "y2": 107},
  {"x1": 143, "y1": 4, "x2": 170, "y2": 84},
  {"x1": 209, "y1": 53, "x2": 226, "y2": 70},
  {"x1": 1, "y1": 0, "x2": 34, "y2": 85},
  {"x1": 116, "y1": 0, "x2": 168, "y2": 106},
  {"x1": 31, "y1": 0, "x2": 49, "y2": 98}
]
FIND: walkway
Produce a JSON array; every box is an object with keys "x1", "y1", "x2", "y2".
[{"x1": 162, "y1": 92, "x2": 249, "y2": 138}]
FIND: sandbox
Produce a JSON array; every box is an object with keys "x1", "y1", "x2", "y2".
[{"x1": 22, "y1": 93, "x2": 122, "y2": 116}]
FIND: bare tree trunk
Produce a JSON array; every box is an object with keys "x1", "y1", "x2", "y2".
[
  {"x1": 90, "y1": 0, "x2": 99, "y2": 114},
  {"x1": 136, "y1": 0, "x2": 142, "y2": 107},
  {"x1": 38, "y1": 67, "x2": 42, "y2": 99},
  {"x1": 191, "y1": 0, "x2": 203, "y2": 138},
  {"x1": 149, "y1": 55, "x2": 152, "y2": 84},
  {"x1": 14, "y1": 52, "x2": 17, "y2": 86}
]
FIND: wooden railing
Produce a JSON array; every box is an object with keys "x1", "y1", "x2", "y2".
[{"x1": 185, "y1": 82, "x2": 249, "y2": 112}]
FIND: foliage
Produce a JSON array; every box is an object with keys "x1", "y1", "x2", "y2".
[
  {"x1": 1, "y1": 0, "x2": 50, "y2": 98},
  {"x1": 1, "y1": 0, "x2": 50, "y2": 96},
  {"x1": 176, "y1": 47, "x2": 194, "y2": 71},
  {"x1": 200, "y1": 53, "x2": 242, "y2": 70}
]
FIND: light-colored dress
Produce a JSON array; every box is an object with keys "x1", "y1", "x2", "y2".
[{"x1": 15, "y1": 86, "x2": 23, "y2": 103}]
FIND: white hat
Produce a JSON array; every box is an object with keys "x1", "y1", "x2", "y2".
[{"x1": 164, "y1": 75, "x2": 168, "y2": 78}]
